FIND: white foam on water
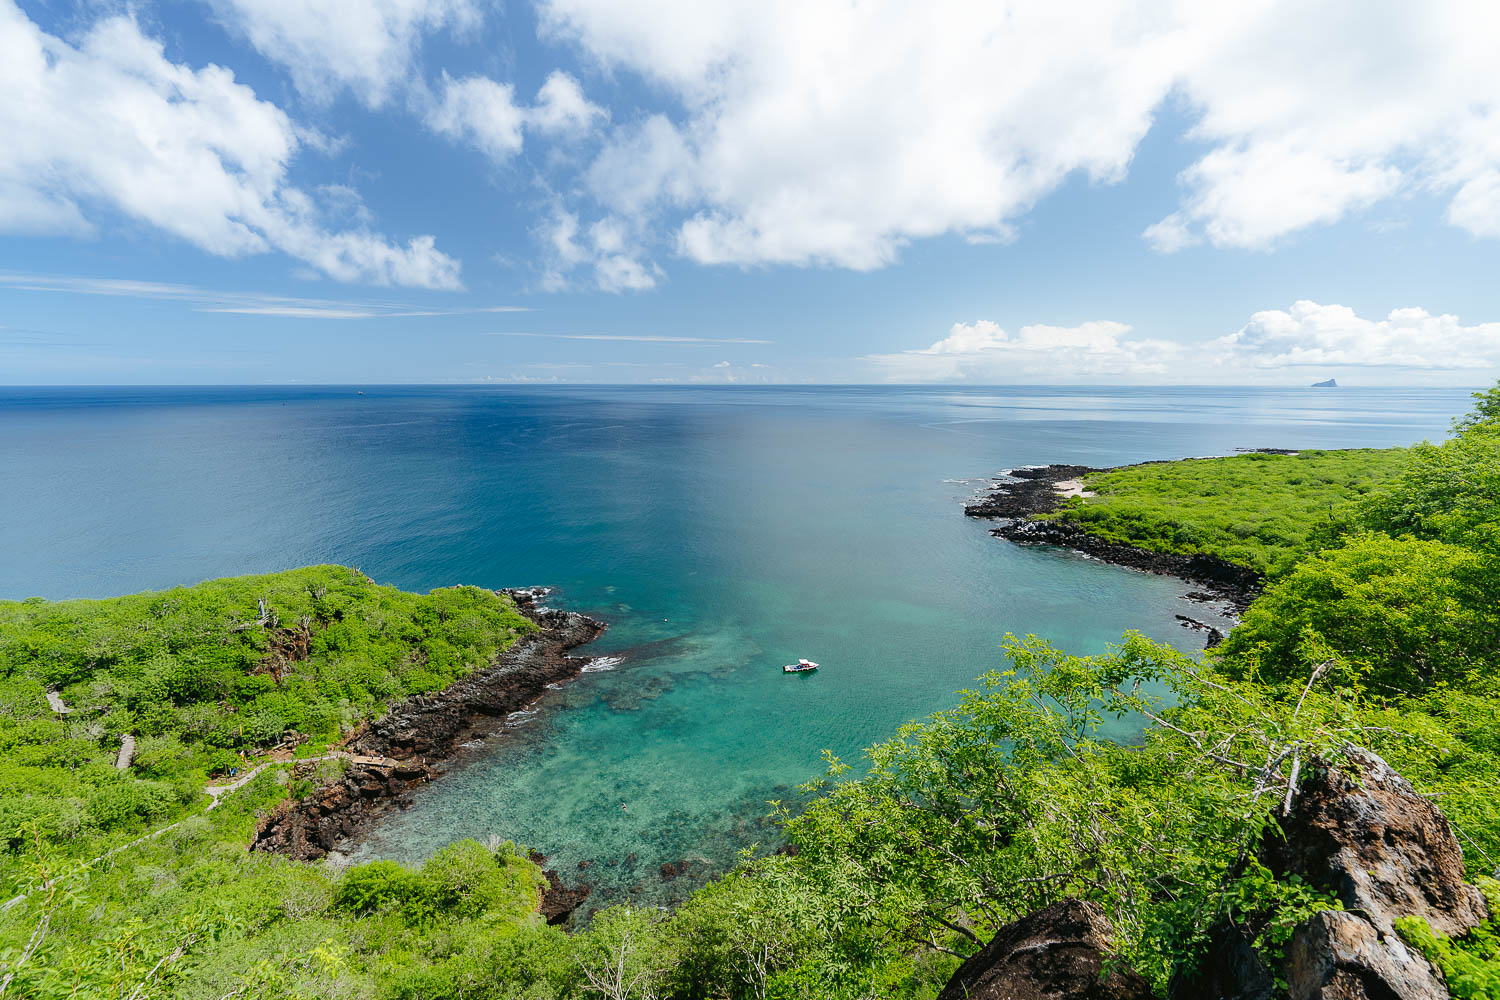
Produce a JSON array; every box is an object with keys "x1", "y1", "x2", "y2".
[
  {"x1": 581, "y1": 656, "x2": 624, "y2": 673},
  {"x1": 506, "y1": 708, "x2": 539, "y2": 725}
]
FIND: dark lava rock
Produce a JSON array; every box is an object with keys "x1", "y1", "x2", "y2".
[
  {"x1": 252, "y1": 760, "x2": 431, "y2": 860},
  {"x1": 250, "y1": 591, "x2": 605, "y2": 861},
  {"x1": 964, "y1": 463, "x2": 1261, "y2": 612},
  {"x1": 1175, "y1": 614, "x2": 1226, "y2": 649},
  {"x1": 1174, "y1": 746, "x2": 1489, "y2": 1000},
  {"x1": 539, "y1": 869, "x2": 591, "y2": 925},
  {"x1": 964, "y1": 465, "x2": 1099, "y2": 519},
  {"x1": 996, "y1": 519, "x2": 1260, "y2": 613},
  {"x1": 937, "y1": 899, "x2": 1153, "y2": 1000}
]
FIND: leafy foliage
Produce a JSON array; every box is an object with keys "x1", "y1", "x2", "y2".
[
  {"x1": 1052, "y1": 449, "x2": 1409, "y2": 574},
  {"x1": 1219, "y1": 533, "x2": 1500, "y2": 693},
  {"x1": 1360, "y1": 425, "x2": 1500, "y2": 555},
  {"x1": 1398, "y1": 881, "x2": 1500, "y2": 999}
]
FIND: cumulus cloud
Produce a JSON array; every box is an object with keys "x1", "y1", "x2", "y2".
[
  {"x1": 870, "y1": 302, "x2": 1500, "y2": 385},
  {"x1": 536, "y1": 208, "x2": 661, "y2": 293},
  {"x1": 427, "y1": 70, "x2": 604, "y2": 163},
  {"x1": 535, "y1": 0, "x2": 1500, "y2": 271},
  {"x1": 866, "y1": 320, "x2": 1184, "y2": 382},
  {"x1": 209, "y1": 0, "x2": 479, "y2": 107},
  {"x1": 1215, "y1": 301, "x2": 1500, "y2": 370},
  {"x1": 0, "y1": 1, "x2": 461, "y2": 288}
]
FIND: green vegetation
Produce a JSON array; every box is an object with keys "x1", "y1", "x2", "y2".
[
  {"x1": 1220, "y1": 534, "x2": 1500, "y2": 692},
  {"x1": 4, "y1": 386, "x2": 1500, "y2": 998},
  {"x1": 0, "y1": 566, "x2": 534, "y2": 861},
  {"x1": 1398, "y1": 879, "x2": 1500, "y2": 1000},
  {"x1": 1052, "y1": 448, "x2": 1410, "y2": 574}
]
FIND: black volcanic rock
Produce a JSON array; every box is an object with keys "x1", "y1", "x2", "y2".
[
  {"x1": 251, "y1": 591, "x2": 605, "y2": 861},
  {"x1": 937, "y1": 899, "x2": 1154, "y2": 1000},
  {"x1": 1173, "y1": 747, "x2": 1488, "y2": 1000},
  {"x1": 964, "y1": 464, "x2": 1099, "y2": 519}
]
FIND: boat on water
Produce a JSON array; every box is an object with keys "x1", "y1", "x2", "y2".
[{"x1": 783, "y1": 658, "x2": 819, "y2": 673}]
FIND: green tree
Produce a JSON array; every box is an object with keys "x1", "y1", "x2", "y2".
[
  {"x1": 1219, "y1": 534, "x2": 1500, "y2": 693},
  {"x1": 1361, "y1": 427, "x2": 1500, "y2": 554}
]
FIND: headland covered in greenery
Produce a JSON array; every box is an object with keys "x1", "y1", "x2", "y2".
[{"x1": 2, "y1": 386, "x2": 1500, "y2": 998}]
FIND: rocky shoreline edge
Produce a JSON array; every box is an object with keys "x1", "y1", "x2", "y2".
[
  {"x1": 965, "y1": 464, "x2": 1262, "y2": 624},
  {"x1": 250, "y1": 588, "x2": 606, "y2": 922}
]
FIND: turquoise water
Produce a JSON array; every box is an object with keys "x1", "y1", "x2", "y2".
[{"x1": 0, "y1": 385, "x2": 1469, "y2": 906}]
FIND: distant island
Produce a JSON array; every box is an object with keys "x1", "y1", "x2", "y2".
[{"x1": 1312, "y1": 377, "x2": 1338, "y2": 387}]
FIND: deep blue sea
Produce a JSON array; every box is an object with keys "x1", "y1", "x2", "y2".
[{"x1": 0, "y1": 384, "x2": 1470, "y2": 906}]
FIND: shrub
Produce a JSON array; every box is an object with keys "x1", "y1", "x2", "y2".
[
  {"x1": 334, "y1": 859, "x2": 430, "y2": 917},
  {"x1": 1219, "y1": 534, "x2": 1500, "y2": 693},
  {"x1": 420, "y1": 839, "x2": 544, "y2": 923}
]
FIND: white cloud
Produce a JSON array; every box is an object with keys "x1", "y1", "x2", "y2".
[
  {"x1": 209, "y1": 0, "x2": 479, "y2": 107},
  {"x1": 869, "y1": 302, "x2": 1500, "y2": 385},
  {"x1": 531, "y1": 71, "x2": 607, "y2": 135},
  {"x1": 428, "y1": 75, "x2": 529, "y2": 161},
  {"x1": 867, "y1": 320, "x2": 1184, "y2": 382},
  {"x1": 427, "y1": 71, "x2": 604, "y2": 164},
  {"x1": 1215, "y1": 301, "x2": 1500, "y2": 370},
  {"x1": 536, "y1": 0, "x2": 1500, "y2": 270},
  {"x1": 0, "y1": 2, "x2": 462, "y2": 288},
  {"x1": 536, "y1": 207, "x2": 660, "y2": 293}
]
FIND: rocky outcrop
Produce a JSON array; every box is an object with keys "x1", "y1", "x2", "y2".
[
  {"x1": 252, "y1": 758, "x2": 432, "y2": 859},
  {"x1": 937, "y1": 899, "x2": 1155, "y2": 1000},
  {"x1": 964, "y1": 465, "x2": 1101, "y2": 519},
  {"x1": 251, "y1": 590, "x2": 605, "y2": 860},
  {"x1": 539, "y1": 869, "x2": 592, "y2": 925},
  {"x1": 1174, "y1": 747, "x2": 1489, "y2": 1000},
  {"x1": 1175, "y1": 614, "x2": 1226, "y2": 648},
  {"x1": 527, "y1": 850, "x2": 593, "y2": 925}
]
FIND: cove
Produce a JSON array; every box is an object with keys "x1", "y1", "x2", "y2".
[{"x1": 0, "y1": 384, "x2": 1468, "y2": 908}]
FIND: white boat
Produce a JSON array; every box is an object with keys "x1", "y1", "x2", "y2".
[{"x1": 783, "y1": 658, "x2": 819, "y2": 673}]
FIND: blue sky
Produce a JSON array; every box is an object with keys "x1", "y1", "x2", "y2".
[{"x1": 2, "y1": 0, "x2": 1499, "y2": 385}]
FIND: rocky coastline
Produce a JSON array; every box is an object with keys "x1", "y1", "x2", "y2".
[
  {"x1": 965, "y1": 463, "x2": 1262, "y2": 616},
  {"x1": 250, "y1": 588, "x2": 605, "y2": 919}
]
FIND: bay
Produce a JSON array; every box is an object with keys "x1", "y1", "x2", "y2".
[{"x1": 0, "y1": 384, "x2": 1468, "y2": 906}]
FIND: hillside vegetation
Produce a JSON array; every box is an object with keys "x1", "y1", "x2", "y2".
[
  {"x1": 0, "y1": 566, "x2": 534, "y2": 860},
  {"x1": 1051, "y1": 448, "x2": 1411, "y2": 575},
  {"x1": 4, "y1": 386, "x2": 1500, "y2": 998}
]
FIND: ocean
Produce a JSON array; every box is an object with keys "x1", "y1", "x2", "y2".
[{"x1": 0, "y1": 384, "x2": 1469, "y2": 906}]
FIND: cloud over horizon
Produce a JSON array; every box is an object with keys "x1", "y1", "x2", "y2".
[{"x1": 870, "y1": 302, "x2": 1500, "y2": 384}]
